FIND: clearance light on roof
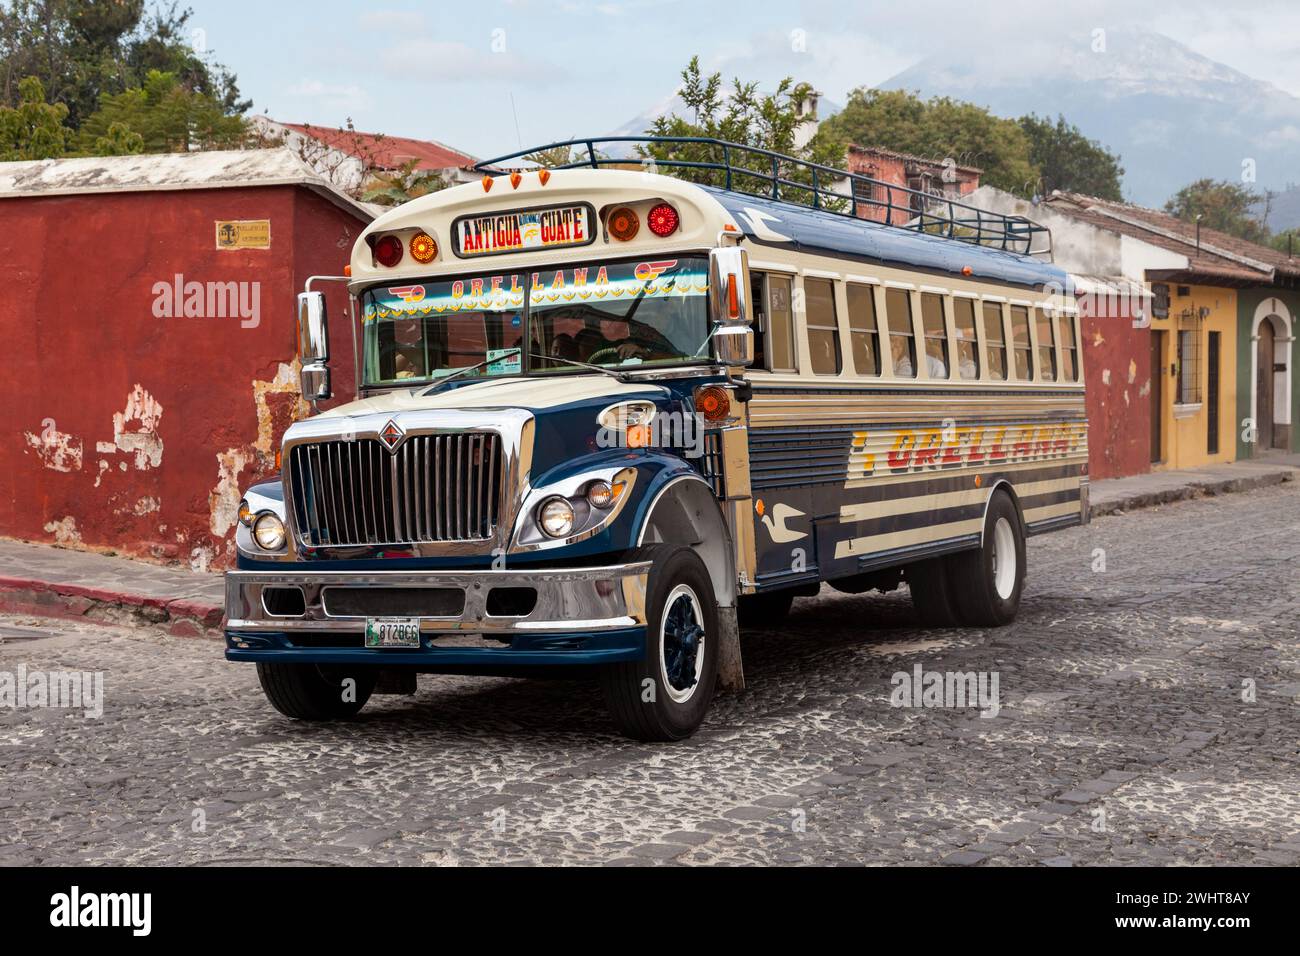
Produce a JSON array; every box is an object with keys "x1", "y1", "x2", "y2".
[
  {"x1": 373, "y1": 234, "x2": 403, "y2": 268},
  {"x1": 481, "y1": 174, "x2": 494, "y2": 192},
  {"x1": 409, "y1": 232, "x2": 437, "y2": 263},
  {"x1": 647, "y1": 202, "x2": 679, "y2": 237},
  {"x1": 608, "y1": 206, "x2": 639, "y2": 242},
  {"x1": 510, "y1": 170, "x2": 522, "y2": 189},
  {"x1": 538, "y1": 168, "x2": 551, "y2": 186}
]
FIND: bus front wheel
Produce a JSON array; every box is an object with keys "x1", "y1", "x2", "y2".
[{"x1": 601, "y1": 545, "x2": 719, "y2": 741}]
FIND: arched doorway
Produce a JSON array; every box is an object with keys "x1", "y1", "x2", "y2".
[{"x1": 1251, "y1": 299, "x2": 1294, "y2": 453}]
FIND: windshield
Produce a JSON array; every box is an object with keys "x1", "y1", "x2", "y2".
[{"x1": 361, "y1": 256, "x2": 711, "y2": 387}]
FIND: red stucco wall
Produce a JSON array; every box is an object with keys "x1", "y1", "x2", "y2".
[
  {"x1": 3, "y1": 185, "x2": 365, "y2": 569},
  {"x1": 1080, "y1": 294, "x2": 1152, "y2": 480}
]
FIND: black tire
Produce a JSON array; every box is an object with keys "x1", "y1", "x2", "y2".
[
  {"x1": 949, "y1": 491, "x2": 1026, "y2": 626},
  {"x1": 907, "y1": 557, "x2": 962, "y2": 626},
  {"x1": 600, "y1": 545, "x2": 719, "y2": 741},
  {"x1": 256, "y1": 663, "x2": 377, "y2": 720},
  {"x1": 737, "y1": 589, "x2": 794, "y2": 629}
]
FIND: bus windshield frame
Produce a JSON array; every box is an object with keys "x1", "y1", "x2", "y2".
[{"x1": 359, "y1": 254, "x2": 713, "y2": 389}]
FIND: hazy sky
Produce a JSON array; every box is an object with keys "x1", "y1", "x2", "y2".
[{"x1": 183, "y1": 0, "x2": 1300, "y2": 160}]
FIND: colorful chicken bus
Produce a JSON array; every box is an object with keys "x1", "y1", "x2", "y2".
[{"x1": 224, "y1": 137, "x2": 1087, "y2": 740}]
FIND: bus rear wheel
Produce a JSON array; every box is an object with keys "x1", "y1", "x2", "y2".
[{"x1": 949, "y1": 491, "x2": 1026, "y2": 626}]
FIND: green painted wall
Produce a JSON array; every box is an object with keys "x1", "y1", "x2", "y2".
[{"x1": 1236, "y1": 288, "x2": 1300, "y2": 459}]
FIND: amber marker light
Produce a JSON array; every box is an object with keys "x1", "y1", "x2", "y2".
[
  {"x1": 481, "y1": 174, "x2": 494, "y2": 192},
  {"x1": 538, "y1": 168, "x2": 551, "y2": 186},
  {"x1": 607, "y1": 206, "x2": 639, "y2": 242},
  {"x1": 726, "y1": 274, "x2": 740, "y2": 319},
  {"x1": 694, "y1": 385, "x2": 731, "y2": 422},
  {"x1": 626, "y1": 424, "x2": 651, "y2": 448},
  {"x1": 409, "y1": 232, "x2": 437, "y2": 263},
  {"x1": 343, "y1": 264, "x2": 352, "y2": 277}
]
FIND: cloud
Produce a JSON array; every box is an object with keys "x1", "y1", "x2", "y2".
[
  {"x1": 382, "y1": 38, "x2": 569, "y2": 86},
  {"x1": 285, "y1": 80, "x2": 372, "y2": 114}
]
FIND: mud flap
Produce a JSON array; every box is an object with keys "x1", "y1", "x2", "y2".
[{"x1": 715, "y1": 605, "x2": 745, "y2": 694}]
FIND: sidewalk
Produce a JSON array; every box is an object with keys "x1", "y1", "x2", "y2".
[
  {"x1": 1089, "y1": 455, "x2": 1298, "y2": 517},
  {"x1": 0, "y1": 456, "x2": 1295, "y2": 638},
  {"x1": 0, "y1": 539, "x2": 223, "y2": 638}
]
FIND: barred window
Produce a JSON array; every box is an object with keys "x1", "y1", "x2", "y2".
[{"x1": 1177, "y1": 327, "x2": 1202, "y2": 404}]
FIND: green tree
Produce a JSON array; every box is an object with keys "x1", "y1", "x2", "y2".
[
  {"x1": 361, "y1": 159, "x2": 449, "y2": 206},
  {"x1": 77, "y1": 69, "x2": 247, "y2": 153},
  {"x1": 0, "y1": 0, "x2": 247, "y2": 130},
  {"x1": 91, "y1": 120, "x2": 144, "y2": 155},
  {"x1": 1165, "y1": 178, "x2": 1270, "y2": 244},
  {"x1": 1269, "y1": 228, "x2": 1300, "y2": 256},
  {"x1": 1017, "y1": 113, "x2": 1123, "y2": 200},
  {"x1": 0, "y1": 75, "x2": 72, "y2": 160},
  {"x1": 639, "y1": 56, "x2": 848, "y2": 210},
  {"x1": 818, "y1": 88, "x2": 1039, "y2": 196}
]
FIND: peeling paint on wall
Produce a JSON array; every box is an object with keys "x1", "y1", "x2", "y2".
[
  {"x1": 43, "y1": 516, "x2": 82, "y2": 545},
  {"x1": 1127, "y1": 359, "x2": 1137, "y2": 384},
  {"x1": 1101, "y1": 369, "x2": 1111, "y2": 386},
  {"x1": 209, "y1": 447, "x2": 253, "y2": 538},
  {"x1": 24, "y1": 426, "x2": 83, "y2": 472},
  {"x1": 111, "y1": 384, "x2": 164, "y2": 469}
]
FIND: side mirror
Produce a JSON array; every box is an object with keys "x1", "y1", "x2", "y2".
[
  {"x1": 300, "y1": 363, "x2": 331, "y2": 402},
  {"x1": 711, "y1": 325, "x2": 754, "y2": 368},
  {"x1": 708, "y1": 246, "x2": 751, "y2": 326},
  {"x1": 297, "y1": 292, "x2": 329, "y2": 363},
  {"x1": 297, "y1": 292, "x2": 331, "y2": 402}
]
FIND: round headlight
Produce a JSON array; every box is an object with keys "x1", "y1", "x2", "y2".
[
  {"x1": 538, "y1": 497, "x2": 576, "y2": 538},
  {"x1": 252, "y1": 512, "x2": 286, "y2": 551},
  {"x1": 587, "y1": 480, "x2": 614, "y2": 509}
]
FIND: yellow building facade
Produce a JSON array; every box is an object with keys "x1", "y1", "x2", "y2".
[{"x1": 1148, "y1": 283, "x2": 1237, "y2": 470}]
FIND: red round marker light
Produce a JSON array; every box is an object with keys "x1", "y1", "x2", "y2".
[
  {"x1": 647, "y1": 202, "x2": 679, "y2": 237},
  {"x1": 373, "y1": 234, "x2": 403, "y2": 268}
]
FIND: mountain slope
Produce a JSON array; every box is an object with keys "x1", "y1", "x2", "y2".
[{"x1": 879, "y1": 28, "x2": 1300, "y2": 220}]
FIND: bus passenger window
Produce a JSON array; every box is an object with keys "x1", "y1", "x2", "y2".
[
  {"x1": 1010, "y1": 305, "x2": 1033, "y2": 380},
  {"x1": 804, "y1": 277, "x2": 841, "y2": 375},
  {"x1": 846, "y1": 283, "x2": 880, "y2": 376},
  {"x1": 982, "y1": 302, "x2": 1007, "y2": 381},
  {"x1": 953, "y1": 298, "x2": 980, "y2": 379},
  {"x1": 1058, "y1": 313, "x2": 1079, "y2": 381},
  {"x1": 766, "y1": 274, "x2": 796, "y2": 372},
  {"x1": 1035, "y1": 308, "x2": 1057, "y2": 381},
  {"x1": 885, "y1": 288, "x2": 916, "y2": 378},
  {"x1": 920, "y1": 292, "x2": 950, "y2": 379}
]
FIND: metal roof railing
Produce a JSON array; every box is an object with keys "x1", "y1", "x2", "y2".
[{"x1": 475, "y1": 136, "x2": 1053, "y2": 259}]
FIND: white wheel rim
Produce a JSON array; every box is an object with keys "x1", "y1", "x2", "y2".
[
  {"x1": 991, "y1": 517, "x2": 1016, "y2": 600},
  {"x1": 659, "y1": 583, "x2": 706, "y2": 704}
]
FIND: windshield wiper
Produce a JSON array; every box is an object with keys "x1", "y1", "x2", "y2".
[
  {"x1": 528, "y1": 352, "x2": 638, "y2": 383},
  {"x1": 421, "y1": 348, "x2": 521, "y2": 395}
]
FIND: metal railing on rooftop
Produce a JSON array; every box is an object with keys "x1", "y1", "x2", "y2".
[{"x1": 475, "y1": 136, "x2": 1053, "y2": 259}]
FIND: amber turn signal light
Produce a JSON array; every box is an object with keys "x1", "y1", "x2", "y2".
[
  {"x1": 694, "y1": 385, "x2": 731, "y2": 422},
  {"x1": 607, "y1": 206, "x2": 639, "y2": 242},
  {"x1": 409, "y1": 232, "x2": 437, "y2": 263}
]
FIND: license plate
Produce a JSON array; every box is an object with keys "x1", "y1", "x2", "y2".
[{"x1": 364, "y1": 617, "x2": 421, "y2": 648}]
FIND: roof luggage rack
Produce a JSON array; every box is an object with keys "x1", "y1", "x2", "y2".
[{"x1": 476, "y1": 136, "x2": 1053, "y2": 259}]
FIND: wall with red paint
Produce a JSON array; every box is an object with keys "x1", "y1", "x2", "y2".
[
  {"x1": 1079, "y1": 295, "x2": 1152, "y2": 480},
  {"x1": 3, "y1": 185, "x2": 366, "y2": 569}
]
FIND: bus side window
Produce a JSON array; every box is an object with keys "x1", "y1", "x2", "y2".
[
  {"x1": 982, "y1": 302, "x2": 1007, "y2": 381},
  {"x1": 920, "y1": 292, "x2": 950, "y2": 379},
  {"x1": 846, "y1": 283, "x2": 880, "y2": 376},
  {"x1": 1058, "y1": 312, "x2": 1079, "y2": 381},
  {"x1": 953, "y1": 297, "x2": 980, "y2": 379},
  {"x1": 885, "y1": 288, "x2": 916, "y2": 378},
  {"x1": 766, "y1": 274, "x2": 796, "y2": 372},
  {"x1": 1010, "y1": 305, "x2": 1033, "y2": 380},
  {"x1": 1035, "y1": 307, "x2": 1057, "y2": 381},
  {"x1": 804, "y1": 277, "x2": 841, "y2": 375}
]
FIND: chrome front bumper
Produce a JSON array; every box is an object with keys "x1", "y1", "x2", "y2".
[{"x1": 225, "y1": 561, "x2": 650, "y2": 639}]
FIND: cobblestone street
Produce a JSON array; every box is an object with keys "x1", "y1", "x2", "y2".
[{"x1": 2, "y1": 484, "x2": 1297, "y2": 867}]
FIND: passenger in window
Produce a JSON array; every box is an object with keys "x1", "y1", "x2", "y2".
[{"x1": 891, "y1": 335, "x2": 915, "y2": 377}]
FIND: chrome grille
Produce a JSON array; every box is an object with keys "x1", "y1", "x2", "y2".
[{"x1": 289, "y1": 434, "x2": 502, "y2": 547}]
